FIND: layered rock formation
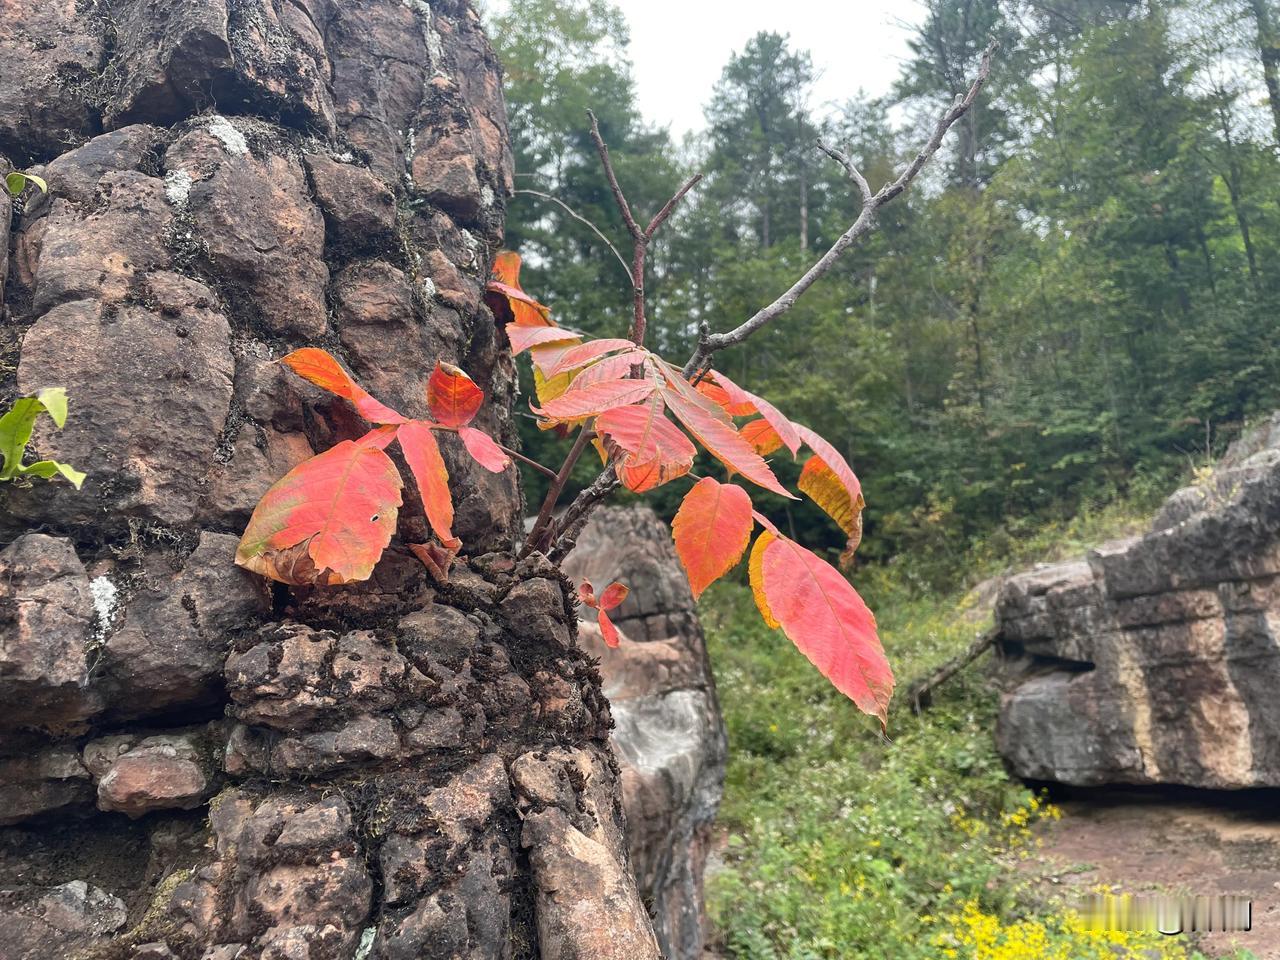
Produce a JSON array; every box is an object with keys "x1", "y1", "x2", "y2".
[
  {"x1": 996, "y1": 413, "x2": 1280, "y2": 788},
  {"x1": 563, "y1": 506, "x2": 727, "y2": 960},
  {"x1": 0, "y1": 2, "x2": 664, "y2": 958}
]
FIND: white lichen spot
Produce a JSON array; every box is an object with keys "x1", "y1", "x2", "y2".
[
  {"x1": 354, "y1": 927, "x2": 377, "y2": 960},
  {"x1": 334, "y1": 150, "x2": 355, "y2": 163},
  {"x1": 206, "y1": 115, "x2": 249, "y2": 156},
  {"x1": 459, "y1": 229, "x2": 479, "y2": 267},
  {"x1": 420, "y1": 276, "x2": 437, "y2": 300},
  {"x1": 164, "y1": 169, "x2": 193, "y2": 206},
  {"x1": 89, "y1": 576, "x2": 120, "y2": 641},
  {"x1": 480, "y1": 184, "x2": 495, "y2": 209}
]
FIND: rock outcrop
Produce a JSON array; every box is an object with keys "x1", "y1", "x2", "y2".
[
  {"x1": 996, "y1": 413, "x2": 1280, "y2": 788},
  {"x1": 0, "y1": 2, "x2": 663, "y2": 958},
  {"x1": 563, "y1": 506, "x2": 727, "y2": 960}
]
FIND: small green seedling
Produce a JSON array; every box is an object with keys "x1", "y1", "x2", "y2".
[
  {"x1": 0, "y1": 388, "x2": 85, "y2": 488},
  {"x1": 4, "y1": 171, "x2": 47, "y2": 198}
]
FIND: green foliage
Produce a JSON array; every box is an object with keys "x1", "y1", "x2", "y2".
[
  {"x1": 0, "y1": 388, "x2": 85, "y2": 488},
  {"x1": 701, "y1": 509, "x2": 1245, "y2": 957}
]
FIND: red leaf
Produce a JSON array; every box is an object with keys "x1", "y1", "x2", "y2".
[
  {"x1": 280, "y1": 348, "x2": 407, "y2": 425},
  {"x1": 396, "y1": 420, "x2": 459, "y2": 549},
  {"x1": 236, "y1": 428, "x2": 404, "y2": 585},
  {"x1": 579, "y1": 580, "x2": 598, "y2": 608},
  {"x1": 598, "y1": 608, "x2": 621, "y2": 648},
  {"x1": 752, "y1": 531, "x2": 893, "y2": 727},
  {"x1": 795, "y1": 423, "x2": 864, "y2": 568},
  {"x1": 539, "y1": 339, "x2": 637, "y2": 378},
  {"x1": 741, "y1": 418, "x2": 784, "y2": 456},
  {"x1": 457, "y1": 426, "x2": 510, "y2": 472},
  {"x1": 506, "y1": 325, "x2": 579, "y2": 355},
  {"x1": 710, "y1": 369, "x2": 802, "y2": 455},
  {"x1": 672, "y1": 476, "x2": 754, "y2": 599},
  {"x1": 594, "y1": 396, "x2": 696, "y2": 492},
  {"x1": 597, "y1": 581, "x2": 628, "y2": 610},
  {"x1": 426, "y1": 361, "x2": 484, "y2": 428},
  {"x1": 533, "y1": 377, "x2": 657, "y2": 421},
  {"x1": 561, "y1": 350, "x2": 651, "y2": 392},
  {"x1": 659, "y1": 385, "x2": 794, "y2": 499},
  {"x1": 409, "y1": 539, "x2": 459, "y2": 583}
]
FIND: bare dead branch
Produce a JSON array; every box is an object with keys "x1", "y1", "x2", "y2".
[
  {"x1": 514, "y1": 188, "x2": 632, "y2": 281},
  {"x1": 588, "y1": 109, "x2": 643, "y2": 241},
  {"x1": 646, "y1": 174, "x2": 703, "y2": 238},
  {"x1": 681, "y1": 40, "x2": 997, "y2": 379},
  {"x1": 816, "y1": 142, "x2": 873, "y2": 206},
  {"x1": 906, "y1": 627, "x2": 996, "y2": 713}
]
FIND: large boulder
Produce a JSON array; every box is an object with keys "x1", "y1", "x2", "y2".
[
  {"x1": 563, "y1": 505, "x2": 727, "y2": 960},
  {"x1": 996, "y1": 413, "x2": 1280, "y2": 788}
]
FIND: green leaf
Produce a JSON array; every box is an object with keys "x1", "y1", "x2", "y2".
[
  {"x1": 4, "y1": 171, "x2": 46, "y2": 197},
  {"x1": 18, "y1": 460, "x2": 86, "y2": 489},
  {"x1": 0, "y1": 389, "x2": 81, "y2": 485},
  {"x1": 36, "y1": 387, "x2": 68, "y2": 428},
  {"x1": 0, "y1": 397, "x2": 44, "y2": 479}
]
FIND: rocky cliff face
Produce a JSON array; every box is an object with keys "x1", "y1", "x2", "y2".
[
  {"x1": 0, "y1": 2, "x2": 664, "y2": 958},
  {"x1": 996, "y1": 414, "x2": 1280, "y2": 788},
  {"x1": 562, "y1": 506, "x2": 727, "y2": 960}
]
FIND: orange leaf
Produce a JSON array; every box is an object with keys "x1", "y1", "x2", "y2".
[
  {"x1": 741, "y1": 418, "x2": 784, "y2": 456},
  {"x1": 506, "y1": 325, "x2": 579, "y2": 355},
  {"x1": 594, "y1": 395, "x2": 696, "y2": 492},
  {"x1": 757, "y1": 532, "x2": 893, "y2": 727},
  {"x1": 539, "y1": 339, "x2": 637, "y2": 379},
  {"x1": 457, "y1": 426, "x2": 510, "y2": 472},
  {"x1": 426, "y1": 361, "x2": 484, "y2": 428},
  {"x1": 672, "y1": 476, "x2": 755, "y2": 599},
  {"x1": 748, "y1": 530, "x2": 780, "y2": 629},
  {"x1": 695, "y1": 379, "x2": 754, "y2": 417},
  {"x1": 660, "y1": 385, "x2": 794, "y2": 499},
  {"x1": 709, "y1": 369, "x2": 802, "y2": 455},
  {"x1": 533, "y1": 377, "x2": 657, "y2": 422},
  {"x1": 236, "y1": 427, "x2": 404, "y2": 585},
  {"x1": 280, "y1": 348, "x2": 407, "y2": 425},
  {"x1": 795, "y1": 423, "x2": 864, "y2": 568},
  {"x1": 396, "y1": 420, "x2": 459, "y2": 549},
  {"x1": 491, "y1": 250, "x2": 523, "y2": 287},
  {"x1": 486, "y1": 251, "x2": 554, "y2": 328}
]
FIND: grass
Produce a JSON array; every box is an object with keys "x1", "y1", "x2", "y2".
[{"x1": 700, "y1": 495, "x2": 1249, "y2": 960}]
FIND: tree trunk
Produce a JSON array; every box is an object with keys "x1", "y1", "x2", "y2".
[
  {"x1": 1248, "y1": 0, "x2": 1280, "y2": 147},
  {"x1": 0, "y1": 2, "x2": 662, "y2": 958}
]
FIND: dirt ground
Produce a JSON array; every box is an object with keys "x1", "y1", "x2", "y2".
[{"x1": 1021, "y1": 787, "x2": 1280, "y2": 959}]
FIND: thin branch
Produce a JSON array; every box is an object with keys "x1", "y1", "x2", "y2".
[
  {"x1": 682, "y1": 40, "x2": 997, "y2": 379},
  {"x1": 514, "y1": 188, "x2": 631, "y2": 282},
  {"x1": 588, "y1": 109, "x2": 642, "y2": 241},
  {"x1": 495, "y1": 442, "x2": 558, "y2": 480},
  {"x1": 645, "y1": 173, "x2": 703, "y2": 238},
  {"x1": 522, "y1": 426, "x2": 594, "y2": 558}
]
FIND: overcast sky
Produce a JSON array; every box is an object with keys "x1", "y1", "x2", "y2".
[
  {"x1": 621, "y1": 0, "x2": 926, "y2": 137},
  {"x1": 483, "y1": 0, "x2": 927, "y2": 139}
]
